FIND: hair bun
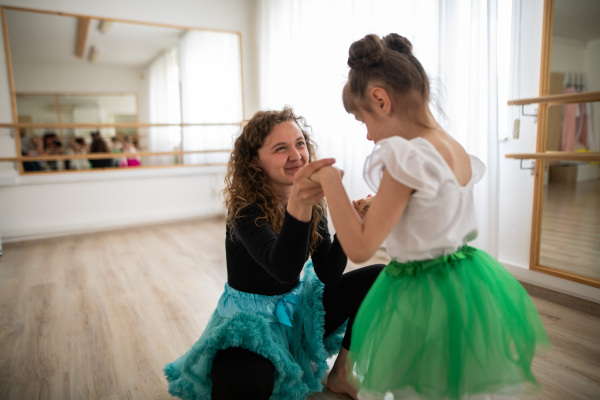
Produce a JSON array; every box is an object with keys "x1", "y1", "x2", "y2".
[
  {"x1": 383, "y1": 33, "x2": 413, "y2": 56},
  {"x1": 347, "y1": 34, "x2": 384, "y2": 70}
]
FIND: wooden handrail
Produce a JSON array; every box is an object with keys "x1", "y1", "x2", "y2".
[
  {"x1": 507, "y1": 91, "x2": 600, "y2": 106},
  {"x1": 505, "y1": 151, "x2": 600, "y2": 162}
]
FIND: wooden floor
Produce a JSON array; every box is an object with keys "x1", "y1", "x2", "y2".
[{"x1": 1, "y1": 217, "x2": 599, "y2": 400}]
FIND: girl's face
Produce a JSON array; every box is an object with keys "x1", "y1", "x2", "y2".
[
  {"x1": 256, "y1": 120, "x2": 309, "y2": 196},
  {"x1": 353, "y1": 108, "x2": 389, "y2": 143}
]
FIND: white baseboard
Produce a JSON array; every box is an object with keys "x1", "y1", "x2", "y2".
[{"x1": 501, "y1": 260, "x2": 600, "y2": 304}]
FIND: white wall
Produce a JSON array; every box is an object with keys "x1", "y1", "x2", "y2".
[
  {"x1": 0, "y1": 0, "x2": 259, "y2": 242},
  {"x1": 497, "y1": 0, "x2": 600, "y2": 303}
]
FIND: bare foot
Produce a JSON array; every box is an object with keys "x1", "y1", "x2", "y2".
[{"x1": 327, "y1": 348, "x2": 359, "y2": 400}]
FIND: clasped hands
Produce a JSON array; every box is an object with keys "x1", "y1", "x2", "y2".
[{"x1": 289, "y1": 158, "x2": 374, "y2": 220}]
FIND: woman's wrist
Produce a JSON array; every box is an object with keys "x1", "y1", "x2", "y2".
[{"x1": 286, "y1": 199, "x2": 313, "y2": 222}]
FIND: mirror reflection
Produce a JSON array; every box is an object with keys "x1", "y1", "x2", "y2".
[
  {"x1": 538, "y1": 0, "x2": 600, "y2": 283},
  {"x1": 552, "y1": 0, "x2": 600, "y2": 93},
  {"x1": 541, "y1": 142, "x2": 600, "y2": 280},
  {"x1": 5, "y1": 7, "x2": 244, "y2": 173}
]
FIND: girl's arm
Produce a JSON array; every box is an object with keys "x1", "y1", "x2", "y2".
[{"x1": 314, "y1": 165, "x2": 412, "y2": 263}]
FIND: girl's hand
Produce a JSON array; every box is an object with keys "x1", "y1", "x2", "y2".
[
  {"x1": 352, "y1": 194, "x2": 374, "y2": 219},
  {"x1": 287, "y1": 158, "x2": 335, "y2": 222},
  {"x1": 310, "y1": 165, "x2": 344, "y2": 184}
]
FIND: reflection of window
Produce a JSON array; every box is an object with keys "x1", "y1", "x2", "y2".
[
  {"x1": 179, "y1": 31, "x2": 243, "y2": 165},
  {"x1": 147, "y1": 48, "x2": 181, "y2": 165},
  {"x1": 146, "y1": 31, "x2": 244, "y2": 166}
]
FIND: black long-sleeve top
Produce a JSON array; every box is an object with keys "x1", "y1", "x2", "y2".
[{"x1": 225, "y1": 205, "x2": 348, "y2": 296}]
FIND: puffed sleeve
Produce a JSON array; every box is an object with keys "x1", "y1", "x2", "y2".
[
  {"x1": 363, "y1": 136, "x2": 440, "y2": 198},
  {"x1": 469, "y1": 155, "x2": 486, "y2": 185}
]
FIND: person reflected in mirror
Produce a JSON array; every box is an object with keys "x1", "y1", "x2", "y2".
[
  {"x1": 111, "y1": 136, "x2": 123, "y2": 152},
  {"x1": 309, "y1": 33, "x2": 551, "y2": 400},
  {"x1": 19, "y1": 129, "x2": 43, "y2": 171},
  {"x1": 41, "y1": 132, "x2": 63, "y2": 171},
  {"x1": 163, "y1": 107, "x2": 384, "y2": 400},
  {"x1": 122, "y1": 136, "x2": 140, "y2": 167},
  {"x1": 66, "y1": 137, "x2": 90, "y2": 170},
  {"x1": 89, "y1": 131, "x2": 113, "y2": 169},
  {"x1": 20, "y1": 130, "x2": 63, "y2": 171}
]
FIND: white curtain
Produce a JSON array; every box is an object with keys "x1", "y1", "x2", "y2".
[
  {"x1": 258, "y1": 0, "x2": 439, "y2": 202},
  {"x1": 147, "y1": 48, "x2": 182, "y2": 165},
  {"x1": 437, "y1": 0, "x2": 499, "y2": 255},
  {"x1": 258, "y1": 0, "x2": 501, "y2": 255},
  {"x1": 179, "y1": 30, "x2": 244, "y2": 164}
]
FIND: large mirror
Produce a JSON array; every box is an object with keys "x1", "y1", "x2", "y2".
[
  {"x1": 536, "y1": 0, "x2": 600, "y2": 285},
  {"x1": 2, "y1": 6, "x2": 244, "y2": 173}
]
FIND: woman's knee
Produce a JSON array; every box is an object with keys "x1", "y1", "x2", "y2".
[{"x1": 211, "y1": 347, "x2": 275, "y2": 400}]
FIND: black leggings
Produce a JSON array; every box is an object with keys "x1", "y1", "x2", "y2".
[{"x1": 211, "y1": 264, "x2": 384, "y2": 400}]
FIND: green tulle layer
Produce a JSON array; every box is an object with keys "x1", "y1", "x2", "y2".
[{"x1": 349, "y1": 246, "x2": 551, "y2": 400}]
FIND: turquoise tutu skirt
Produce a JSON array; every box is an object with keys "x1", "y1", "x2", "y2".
[
  {"x1": 349, "y1": 246, "x2": 551, "y2": 400},
  {"x1": 164, "y1": 261, "x2": 346, "y2": 400}
]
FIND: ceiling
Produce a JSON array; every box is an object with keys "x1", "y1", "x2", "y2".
[
  {"x1": 4, "y1": 2, "x2": 599, "y2": 70},
  {"x1": 5, "y1": 8, "x2": 186, "y2": 69}
]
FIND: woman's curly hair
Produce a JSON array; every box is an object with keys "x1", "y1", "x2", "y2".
[{"x1": 222, "y1": 107, "x2": 326, "y2": 254}]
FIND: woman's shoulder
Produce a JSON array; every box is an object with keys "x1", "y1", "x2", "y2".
[{"x1": 232, "y1": 203, "x2": 264, "y2": 219}]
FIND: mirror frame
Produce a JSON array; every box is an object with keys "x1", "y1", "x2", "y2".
[
  {"x1": 0, "y1": 5, "x2": 245, "y2": 175},
  {"x1": 530, "y1": 0, "x2": 600, "y2": 288}
]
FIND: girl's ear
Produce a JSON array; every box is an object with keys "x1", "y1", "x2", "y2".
[{"x1": 370, "y1": 87, "x2": 392, "y2": 115}]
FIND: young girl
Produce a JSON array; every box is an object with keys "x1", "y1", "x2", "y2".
[{"x1": 310, "y1": 33, "x2": 551, "y2": 400}]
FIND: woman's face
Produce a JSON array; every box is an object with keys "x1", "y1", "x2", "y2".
[{"x1": 256, "y1": 120, "x2": 309, "y2": 196}]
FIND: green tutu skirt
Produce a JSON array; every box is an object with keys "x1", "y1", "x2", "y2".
[{"x1": 349, "y1": 246, "x2": 551, "y2": 400}]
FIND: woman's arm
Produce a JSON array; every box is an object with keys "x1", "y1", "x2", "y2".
[
  {"x1": 232, "y1": 159, "x2": 338, "y2": 283},
  {"x1": 233, "y1": 207, "x2": 313, "y2": 283},
  {"x1": 314, "y1": 165, "x2": 412, "y2": 263},
  {"x1": 310, "y1": 214, "x2": 348, "y2": 285}
]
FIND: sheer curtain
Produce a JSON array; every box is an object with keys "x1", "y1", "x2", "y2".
[
  {"x1": 147, "y1": 48, "x2": 182, "y2": 165},
  {"x1": 179, "y1": 30, "x2": 244, "y2": 165},
  {"x1": 257, "y1": 0, "x2": 501, "y2": 254},
  {"x1": 258, "y1": 0, "x2": 439, "y2": 201},
  {"x1": 437, "y1": 0, "x2": 500, "y2": 254}
]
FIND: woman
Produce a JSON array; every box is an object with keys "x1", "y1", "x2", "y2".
[{"x1": 164, "y1": 107, "x2": 383, "y2": 400}]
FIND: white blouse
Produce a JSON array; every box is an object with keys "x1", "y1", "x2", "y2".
[{"x1": 364, "y1": 136, "x2": 486, "y2": 262}]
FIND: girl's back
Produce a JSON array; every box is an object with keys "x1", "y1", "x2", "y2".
[{"x1": 364, "y1": 135, "x2": 485, "y2": 262}]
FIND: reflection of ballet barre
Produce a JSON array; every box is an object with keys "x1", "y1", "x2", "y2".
[{"x1": 0, "y1": 149, "x2": 232, "y2": 162}]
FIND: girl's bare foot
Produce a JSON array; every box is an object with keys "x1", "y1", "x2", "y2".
[{"x1": 327, "y1": 348, "x2": 359, "y2": 400}]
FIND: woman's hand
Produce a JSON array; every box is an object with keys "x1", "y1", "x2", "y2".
[
  {"x1": 352, "y1": 194, "x2": 374, "y2": 219},
  {"x1": 286, "y1": 158, "x2": 335, "y2": 222}
]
